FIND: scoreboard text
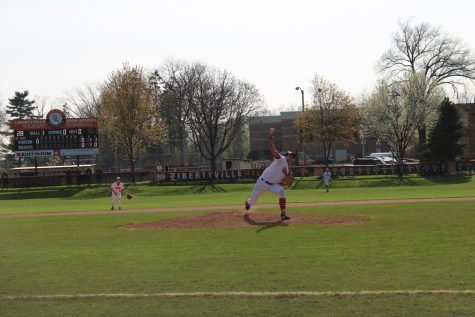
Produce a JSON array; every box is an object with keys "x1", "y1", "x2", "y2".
[{"x1": 14, "y1": 128, "x2": 98, "y2": 150}]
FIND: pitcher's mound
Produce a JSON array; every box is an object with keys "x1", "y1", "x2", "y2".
[{"x1": 123, "y1": 211, "x2": 367, "y2": 230}]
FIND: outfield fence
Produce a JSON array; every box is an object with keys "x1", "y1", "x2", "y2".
[{"x1": 1, "y1": 161, "x2": 473, "y2": 189}]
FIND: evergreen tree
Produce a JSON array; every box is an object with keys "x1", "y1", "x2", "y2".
[
  {"x1": 0, "y1": 91, "x2": 36, "y2": 158},
  {"x1": 6, "y1": 91, "x2": 36, "y2": 120},
  {"x1": 426, "y1": 98, "x2": 464, "y2": 161}
]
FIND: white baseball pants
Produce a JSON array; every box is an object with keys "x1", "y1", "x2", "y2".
[
  {"x1": 112, "y1": 192, "x2": 122, "y2": 208},
  {"x1": 247, "y1": 177, "x2": 285, "y2": 207}
]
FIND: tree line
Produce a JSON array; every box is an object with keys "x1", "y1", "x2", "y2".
[
  {"x1": 296, "y1": 20, "x2": 473, "y2": 162},
  {"x1": 0, "y1": 61, "x2": 262, "y2": 172},
  {"x1": 1, "y1": 20, "x2": 474, "y2": 171}
]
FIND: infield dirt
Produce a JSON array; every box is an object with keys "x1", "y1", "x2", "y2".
[{"x1": 122, "y1": 211, "x2": 367, "y2": 230}]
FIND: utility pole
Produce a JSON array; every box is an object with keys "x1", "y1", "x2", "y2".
[{"x1": 295, "y1": 87, "x2": 306, "y2": 165}]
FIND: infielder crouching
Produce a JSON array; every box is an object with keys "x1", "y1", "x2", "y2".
[
  {"x1": 245, "y1": 128, "x2": 296, "y2": 221},
  {"x1": 111, "y1": 176, "x2": 124, "y2": 210}
]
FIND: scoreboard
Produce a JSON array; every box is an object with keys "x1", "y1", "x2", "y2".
[
  {"x1": 14, "y1": 128, "x2": 98, "y2": 150},
  {"x1": 13, "y1": 109, "x2": 99, "y2": 158}
]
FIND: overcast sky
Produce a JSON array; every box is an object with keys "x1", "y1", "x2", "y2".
[{"x1": 1, "y1": 0, "x2": 474, "y2": 113}]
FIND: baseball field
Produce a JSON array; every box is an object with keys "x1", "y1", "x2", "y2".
[{"x1": 1, "y1": 174, "x2": 474, "y2": 316}]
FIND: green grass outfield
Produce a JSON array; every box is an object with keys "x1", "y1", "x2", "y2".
[
  {"x1": 1, "y1": 175, "x2": 475, "y2": 316},
  {"x1": 1, "y1": 174, "x2": 475, "y2": 214}
]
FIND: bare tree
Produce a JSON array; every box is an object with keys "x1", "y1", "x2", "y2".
[
  {"x1": 31, "y1": 96, "x2": 49, "y2": 119},
  {"x1": 183, "y1": 63, "x2": 262, "y2": 171},
  {"x1": 0, "y1": 107, "x2": 7, "y2": 157},
  {"x1": 294, "y1": 75, "x2": 358, "y2": 161},
  {"x1": 150, "y1": 60, "x2": 194, "y2": 163},
  {"x1": 0, "y1": 107, "x2": 5, "y2": 127},
  {"x1": 100, "y1": 64, "x2": 166, "y2": 177},
  {"x1": 379, "y1": 20, "x2": 475, "y2": 90},
  {"x1": 378, "y1": 20, "x2": 475, "y2": 146},
  {"x1": 62, "y1": 84, "x2": 101, "y2": 118}
]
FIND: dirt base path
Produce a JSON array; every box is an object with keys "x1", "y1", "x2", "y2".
[{"x1": 2, "y1": 196, "x2": 475, "y2": 219}]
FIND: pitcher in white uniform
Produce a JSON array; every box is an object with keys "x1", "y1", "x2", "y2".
[{"x1": 245, "y1": 128, "x2": 296, "y2": 221}]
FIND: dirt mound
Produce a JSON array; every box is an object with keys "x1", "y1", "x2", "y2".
[{"x1": 123, "y1": 211, "x2": 367, "y2": 230}]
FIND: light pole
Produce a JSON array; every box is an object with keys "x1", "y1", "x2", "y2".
[{"x1": 295, "y1": 87, "x2": 306, "y2": 165}]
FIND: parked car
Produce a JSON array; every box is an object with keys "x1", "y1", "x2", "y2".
[
  {"x1": 369, "y1": 152, "x2": 395, "y2": 163},
  {"x1": 353, "y1": 157, "x2": 386, "y2": 165},
  {"x1": 381, "y1": 156, "x2": 396, "y2": 163},
  {"x1": 314, "y1": 157, "x2": 335, "y2": 165}
]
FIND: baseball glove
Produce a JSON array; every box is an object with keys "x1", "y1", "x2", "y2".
[
  {"x1": 126, "y1": 193, "x2": 133, "y2": 200},
  {"x1": 282, "y1": 175, "x2": 295, "y2": 187}
]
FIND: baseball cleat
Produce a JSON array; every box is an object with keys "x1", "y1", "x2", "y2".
[
  {"x1": 245, "y1": 201, "x2": 250, "y2": 211},
  {"x1": 111, "y1": 206, "x2": 114, "y2": 210},
  {"x1": 280, "y1": 211, "x2": 291, "y2": 221}
]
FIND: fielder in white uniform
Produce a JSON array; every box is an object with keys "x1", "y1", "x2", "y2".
[
  {"x1": 323, "y1": 168, "x2": 331, "y2": 192},
  {"x1": 245, "y1": 129, "x2": 296, "y2": 221},
  {"x1": 111, "y1": 177, "x2": 125, "y2": 210}
]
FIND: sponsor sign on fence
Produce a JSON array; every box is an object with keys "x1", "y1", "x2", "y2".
[{"x1": 2, "y1": 161, "x2": 472, "y2": 189}]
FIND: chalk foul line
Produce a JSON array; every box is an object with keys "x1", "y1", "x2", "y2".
[{"x1": 3, "y1": 290, "x2": 475, "y2": 300}]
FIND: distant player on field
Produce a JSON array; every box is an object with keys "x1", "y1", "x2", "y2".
[
  {"x1": 245, "y1": 128, "x2": 296, "y2": 221},
  {"x1": 323, "y1": 167, "x2": 331, "y2": 192},
  {"x1": 111, "y1": 177, "x2": 125, "y2": 210}
]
